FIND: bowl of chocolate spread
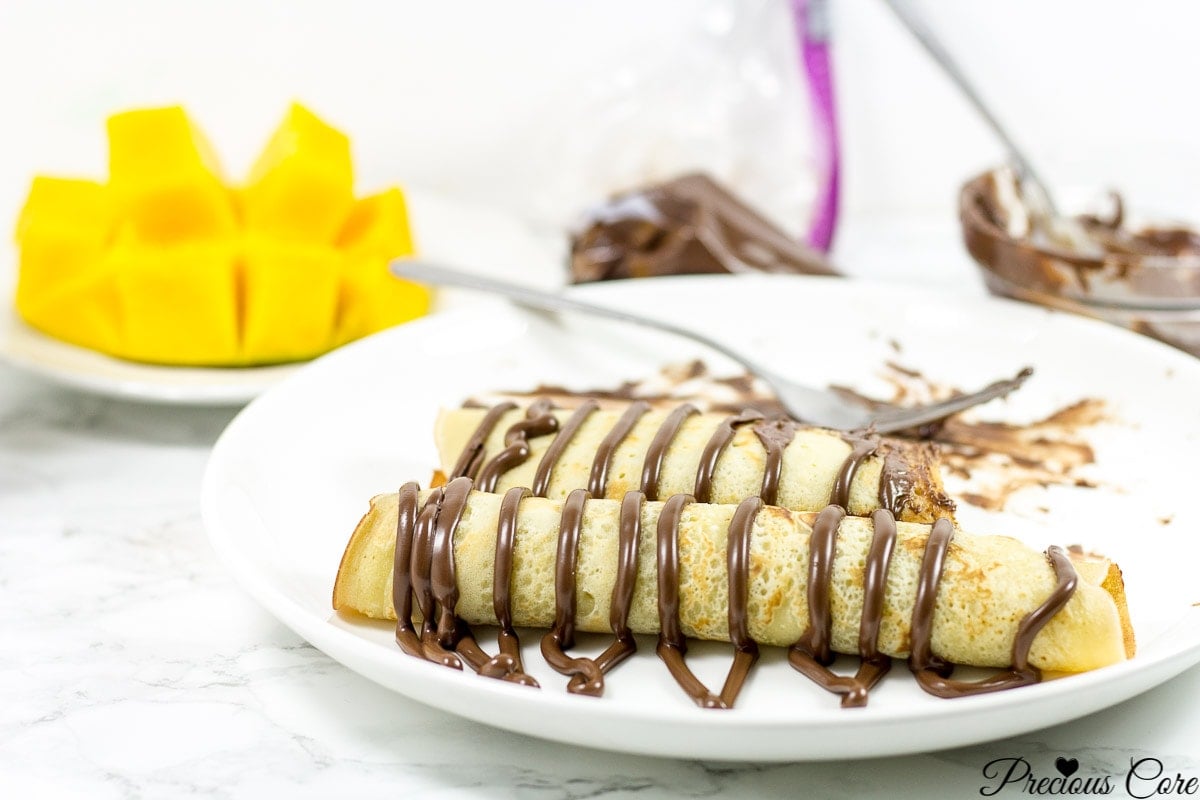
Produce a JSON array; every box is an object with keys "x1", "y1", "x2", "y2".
[{"x1": 960, "y1": 166, "x2": 1200, "y2": 357}]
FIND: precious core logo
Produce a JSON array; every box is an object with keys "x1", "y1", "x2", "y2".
[
  {"x1": 978, "y1": 756, "x2": 1199, "y2": 797},
  {"x1": 980, "y1": 756, "x2": 1114, "y2": 796}
]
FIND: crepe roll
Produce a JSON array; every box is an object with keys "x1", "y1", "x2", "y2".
[
  {"x1": 434, "y1": 400, "x2": 955, "y2": 524},
  {"x1": 333, "y1": 480, "x2": 1133, "y2": 706}
]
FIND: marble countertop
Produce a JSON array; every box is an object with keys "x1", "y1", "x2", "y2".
[{"x1": 3, "y1": 232, "x2": 1200, "y2": 797}]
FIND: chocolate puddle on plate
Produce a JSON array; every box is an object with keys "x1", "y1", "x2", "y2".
[{"x1": 478, "y1": 360, "x2": 1108, "y2": 513}]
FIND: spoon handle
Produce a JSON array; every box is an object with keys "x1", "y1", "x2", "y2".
[
  {"x1": 391, "y1": 260, "x2": 778, "y2": 380},
  {"x1": 880, "y1": 0, "x2": 1057, "y2": 213}
]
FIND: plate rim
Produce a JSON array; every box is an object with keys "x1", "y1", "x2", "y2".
[{"x1": 0, "y1": 306, "x2": 302, "y2": 405}]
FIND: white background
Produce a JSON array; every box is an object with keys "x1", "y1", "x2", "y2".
[{"x1": 2, "y1": 0, "x2": 1198, "y2": 265}]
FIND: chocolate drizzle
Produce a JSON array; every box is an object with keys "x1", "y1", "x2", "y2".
[
  {"x1": 566, "y1": 490, "x2": 645, "y2": 693},
  {"x1": 392, "y1": 482, "x2": 424, "y2": 658},
  {"x1": 654, "y1": 493, "x2": 724, "y2": 708},
  {"x1": 466, "y1": 401, "x2": 914, "y2": 518},
  {"x1": 531, "y1": 401, "x2": 599, "y2": 497},
  {"x1": 467, "y1": 400, "x2": 936, "y2": 523},
  {"x1": 831, "y1": 436, "x2": 879, "y2": 508},
  {"x1": 694, "y1": 409, "x2": 763, "y2": 503},
  {"x1": 720, "y1": 496, "x2": 763, "y2": 707},
  {"x1": 641, "y1": 404, "x2": 699, "y2": 500},
  {"x1": 909, "y1": 522, "x2": 1079, "y2": 697},
  {"x1": 752, "y1": 417, "x2": 800, "y2": 506},
  {"x1": 787, "y1": 506, "x2": 897, "y2": 707},
  {"x1": 588, "y1": 400, "x2": 651, "y2": 496},
  {"x1": 653, "y1": 493, "x2": 766, "y2": 709},
  {"x1": 386, "y1": 402, "x2": 1082, "y2": 708},
  {"x1": 393, "y1": 477, "x2": 537, "y2": 685},
  {"x1": 477, "y1": 399, "x2": 559, "y2": 493},
  {"x1": 449, "y1": 401, "x2": 517, "y2": 481},
  {"x1": 410, "y1": 480, "x2": 466, "y2": 668},
  {"x1": 792, "y1": 505, "x2": 847, "y2": 666},
  {"x1": 481, "y1": 487, "x2": 539, "y2": 686},
  {"x1": 541, "y1": 489, "x2": 606, "y2": 695}
]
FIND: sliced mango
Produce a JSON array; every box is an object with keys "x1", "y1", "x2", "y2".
[
  {"x1": 241, "y1": 235, "x2": 341, "y2": 363},
  {"x1": 14, "y1": 176, "x2": 110, "y2": 243},
  {"x1": 107, "y1": 106, "x2": 237, "y2": 243},
  {"x1": 110, "y1": 238, "x2": 240, "y2": 365},
  {"x1": 333, "y1": 189, "x2": 427, "y2": 346},
  {"x1": 19, "y1": 263, "x2": 122, "y2": 356},
  {"x1": 335, "y1": 258, "x2": 431, "y2": 347},
  {"x1": 243, "y1": 103, "x2": 354, "y2": 244},
  {"x1": 14, "y1": 177, "x2": 112, "y2": 316},
  {"x1": 336, "y1": 188, "x2": 415, "y2": 257},
  {"x1": 14, "y1": 104, "x2": 430, "y2": 366}
]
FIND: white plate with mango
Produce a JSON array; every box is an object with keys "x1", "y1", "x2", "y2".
[{"x1": 2, "y1": 104, "x2": 562, "y2": 404}]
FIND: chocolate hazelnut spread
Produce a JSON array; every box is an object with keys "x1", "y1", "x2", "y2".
[
  {"x1": 486, "y1": 487, "x2": 539, "y2": 685},
  {"x1": 387, "y1": 400, "x2": 1081, "y2": 709},
  {"x1": 961, "y1": 167, "x2": 1200, "y2": 357},
  {"x1": 588, "y1": 400, "x2": 651, "y2": 496},
  {"x1": 570, "y1": 173, "x2": 839, "y2": 283},
  {"x1": 640, "y1": 403, "x2": 700, "y2": 500},
  {"x1": 909, "y1": 520, "x2": 1078, "y2": 697}
]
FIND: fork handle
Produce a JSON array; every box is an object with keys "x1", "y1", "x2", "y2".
[{"x1": 392, "y1": 260, "x2": 779, "y2": 378}]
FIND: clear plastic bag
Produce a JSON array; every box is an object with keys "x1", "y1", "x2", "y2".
[{"x1": 517, "y1": 0, "x2": 833, "y2": 249}]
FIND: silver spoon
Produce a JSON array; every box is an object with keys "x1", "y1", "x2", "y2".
[
  {"x1": 392, "y1": 260, "x2": 1032, "y2": 434},
  {"x1": 881, "y1": 0, "x2": 1059, "y2": 216}
]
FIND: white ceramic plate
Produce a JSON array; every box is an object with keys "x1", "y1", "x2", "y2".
[
  {"x1": 0, "y1": 188, "x2": 562, "y2": 405},
  {"x1": 201, "y1": 275, "x2": 1200, "y2": 760}
]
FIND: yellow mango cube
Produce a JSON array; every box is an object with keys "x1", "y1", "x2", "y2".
[
  {"x1": 110, "y1": 238, "x2": 240, "y2": 365},
  {"x1": 334, "y1": 259, "x2": 431, "y2": 347},
  {"x1": 240, "y1": 235, "x2": 341, "y2": 363},
  {"x1": 13, "y1": 177, "x2": 112, "y2": 315},
  {"x1": 243, "y1": 103, "x2": 354, "y2": 244},
  {"x1": 336, "y1": 188, "x2": 415, "y2": 258},
  {"x1": 18, "y1": 263, "x2": 122, "y2": 356},
  {"x1": 107, "y1": 106, "x2": 237, "y2": 243},
  {"x1": 14, "y1": 176, "x2": 111, "y2": 243},
  {"x1": 333, "y1": 188, "x2": 427, "y2": 346}
]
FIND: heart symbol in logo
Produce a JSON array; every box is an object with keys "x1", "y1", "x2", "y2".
[{"x1": 1055, "y1": 757, "x2": 1080, "y2": 777}]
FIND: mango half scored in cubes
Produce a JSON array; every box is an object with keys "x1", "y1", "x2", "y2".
[{"x1": 11, "y1": 103, "x2": 425, "y2": 366}]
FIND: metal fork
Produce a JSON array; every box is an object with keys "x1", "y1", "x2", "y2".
[{"x1": 392, "y1": 260, "x2": 1032, "y2": 434}]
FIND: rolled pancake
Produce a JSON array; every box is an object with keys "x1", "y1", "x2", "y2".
[
  {"x1": 334, "y1": 488, "x2": 1133, "y2": 674},
  {"x1": 435, "y1": 403, "x2": 954, "y2": 523}
]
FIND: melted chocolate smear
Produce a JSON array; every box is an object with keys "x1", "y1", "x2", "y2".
[
  {"x1": 478, "y1": 360, "x2": 790, "y2": 419},
  {"x1": 482, "y1": 359, "x2": 1103, "y2": 512},
  {"x1": 830, "y1": 362, "x2": 1107, "y2": 511},
  {"x1": 933, "y1": 399, "x2": 1106, "y2": 512}
]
